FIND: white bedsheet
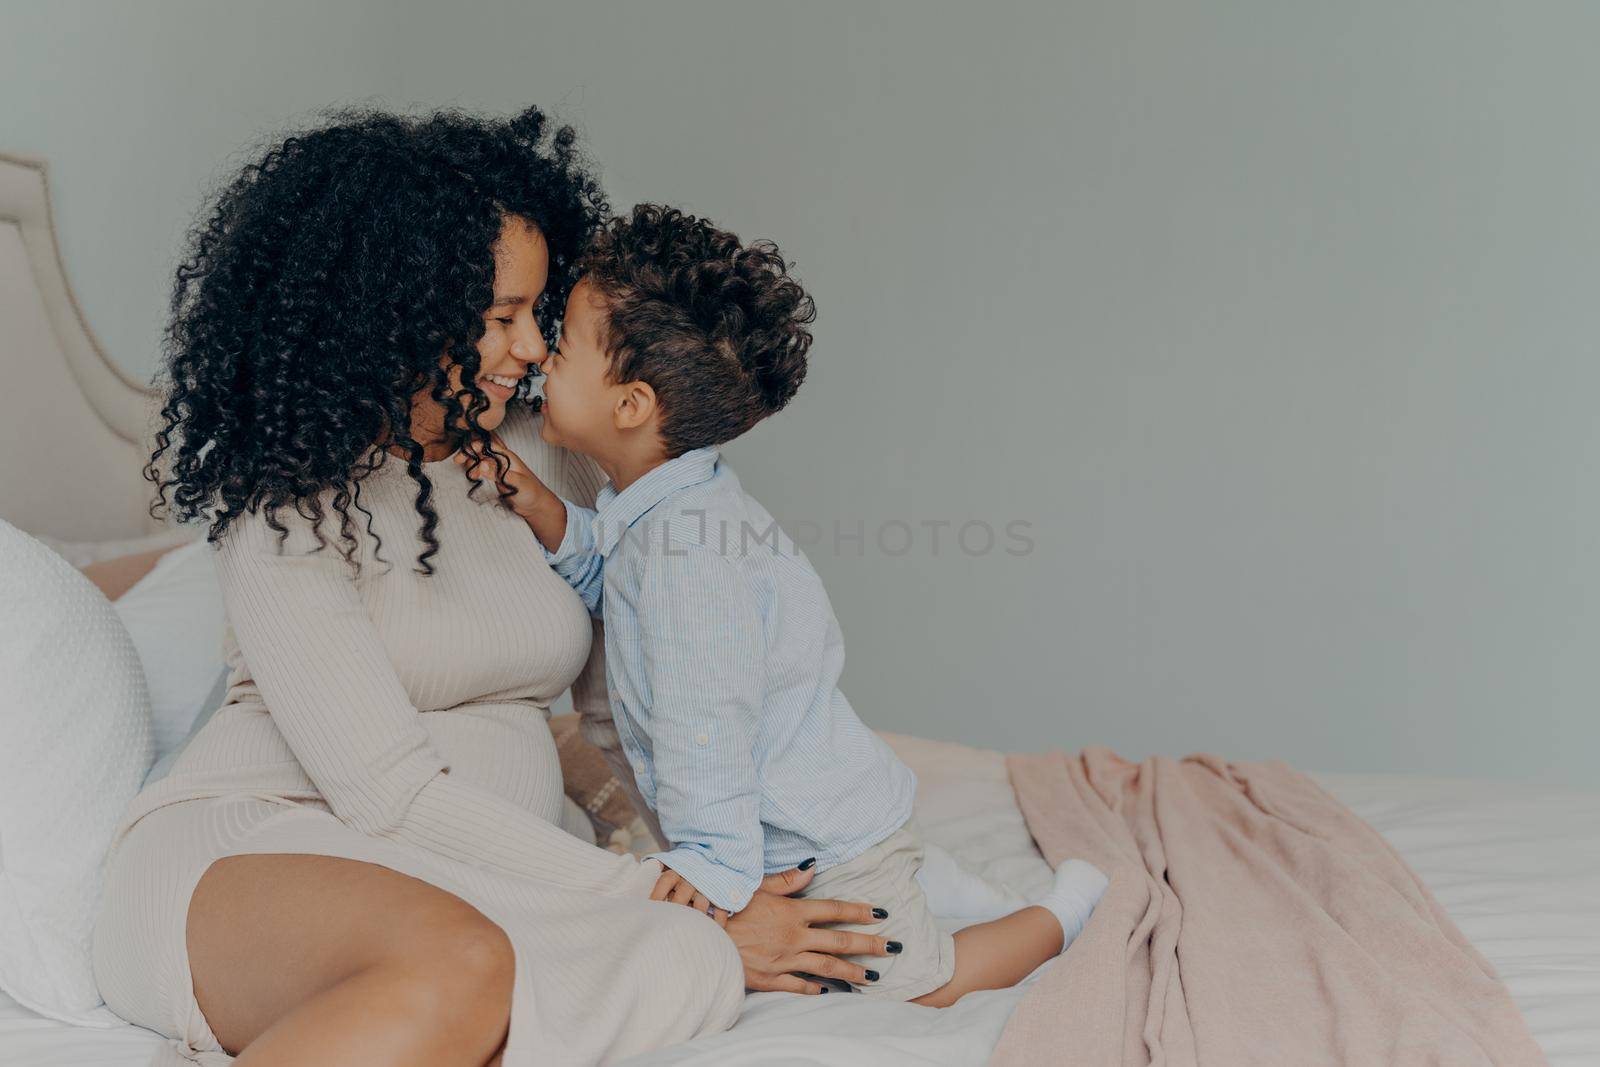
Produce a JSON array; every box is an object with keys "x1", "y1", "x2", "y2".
[{"x1": 3, "y1": 735, "x2": 1596, "y2": 1066}]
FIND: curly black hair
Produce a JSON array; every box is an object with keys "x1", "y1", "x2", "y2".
[
  {"x1": 147, "y1": 104, "x2": 608, "y2": 573},
  {"x1": 579, "y1": 204, "x2": 815, "y2": 456}
]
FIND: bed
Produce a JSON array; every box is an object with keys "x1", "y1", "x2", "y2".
[{"x1": 2, "y1": 151, "x2": 1596, "y2": 1066}]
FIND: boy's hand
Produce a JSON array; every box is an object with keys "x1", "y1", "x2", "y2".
[
  {"x1": 454, "y1": 433, "x2": 548, "y2": 518},
  {"x1": 454, "y1": 433, "x2": 567, "y2": 552},
  {"x1": 651, "y1": 866, "x2": 729, "y2": 926}
]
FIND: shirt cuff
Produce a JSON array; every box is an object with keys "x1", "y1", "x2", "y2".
[
  {"x1": 542, "y1": 499, "x2": 598, "y2": 574},
  {"x1": 648, "y1": 846, "x2": 760, "y2": 914}
]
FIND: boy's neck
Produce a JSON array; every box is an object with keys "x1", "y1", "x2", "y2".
[{"x1": 593, "y1": 437, "x2": 672, "y2": 494}]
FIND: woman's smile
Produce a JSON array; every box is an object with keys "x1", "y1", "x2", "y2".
[{"x1": 479, "y1": 371, "x2": 523, "y2": 400}]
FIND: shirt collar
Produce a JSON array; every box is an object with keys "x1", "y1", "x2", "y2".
[{"x1": 592, "y1": 447, "x2": 721, "y2": 557}]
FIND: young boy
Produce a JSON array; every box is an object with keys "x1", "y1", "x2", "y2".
[{"x1": 459, "y1": 205, "x2": 1108, "y2": 1004}]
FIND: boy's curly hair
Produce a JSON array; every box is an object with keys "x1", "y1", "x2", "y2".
[
  {"x1": 579, "y1": 204, "x2": 815, "y2": 456},
  {"x1": 147, "y1": 105, "x2": 607, "y2": 573}
]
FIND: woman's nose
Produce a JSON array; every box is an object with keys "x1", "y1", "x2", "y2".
[{"x1": 511, "y1": 334, "x2": 549, "y2": 370}]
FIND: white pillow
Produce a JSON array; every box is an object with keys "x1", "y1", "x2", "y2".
[
  {"x1": 0, "y1": 519, "x2": 153, "y2": 1027},
  {"x1": 113, "y1": 538, "x2": 228, "y2": 764}
]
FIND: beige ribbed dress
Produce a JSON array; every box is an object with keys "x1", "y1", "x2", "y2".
[{"x1": 91, "y1": 407, "x2": 744, "y2": 1067}]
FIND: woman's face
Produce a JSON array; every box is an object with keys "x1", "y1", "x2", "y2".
[{"x1": 408, "y1": 216, "x2": 550, "y2": 451}]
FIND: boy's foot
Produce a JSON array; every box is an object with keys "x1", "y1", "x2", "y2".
[{"x1": 1035, "y1": 859, "x2": 1109, "y2": 947}]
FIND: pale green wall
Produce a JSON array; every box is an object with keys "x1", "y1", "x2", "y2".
[{"x1": 4, "y1": 1, "x2": 1596, "y2": 784}]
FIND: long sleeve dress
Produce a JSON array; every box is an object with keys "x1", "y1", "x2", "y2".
[{"x1": 90, "y1": 405, "x2": 744, "y2": 1067}]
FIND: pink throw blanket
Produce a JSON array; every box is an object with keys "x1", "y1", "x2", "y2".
[{"x1": 994, "y1": 748, "x2": 1546, "y2": 1066}]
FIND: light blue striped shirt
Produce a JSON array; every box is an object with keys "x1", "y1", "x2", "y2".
[{"x1": 543, "y1": 447, "x2": 917, "y2": 912}]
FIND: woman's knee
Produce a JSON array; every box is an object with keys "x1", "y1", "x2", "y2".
[
  {"x1": 403, "y1": 911, "x2": 515, "y2": 1031},
  {"x1": 186, "y1": 853, "x2": 514, "y2": 1054},
  {"x1": 341, "y1": 911, "x2": 512, "y2": 1064}
]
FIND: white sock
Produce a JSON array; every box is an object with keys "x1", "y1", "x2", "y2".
[
  {"x1": 1034, "y1": 858, "x2": 1109, "y2": 948},
  {"x1": 917, "y1": 845, "x2": 1109, "y2": 949},
  {"x1": 915, "y1": 843, "x2": 1030, "y2": 922}
]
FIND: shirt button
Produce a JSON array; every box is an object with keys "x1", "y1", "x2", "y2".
[
  {"x1": 608, "y1": 690, "x2": 620, "y2": 702},
  {"x1": 694, "y1": 732, "x2": 710, "y2": 746},
  {"x1": 634, "y1": 761, "x2": 646, "y2": 775}
]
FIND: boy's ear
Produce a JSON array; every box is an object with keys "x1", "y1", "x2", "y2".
[{"x1": 612, "y1": 379, "x2": 659, "y2": 431}]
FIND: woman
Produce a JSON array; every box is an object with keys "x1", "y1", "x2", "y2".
[{"x1": 92, "y1": 106, "x2": 890, "y2": 1067}]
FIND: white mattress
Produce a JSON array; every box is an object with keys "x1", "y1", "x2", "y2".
[{"x1": 3, "y1": 735, "x2": 1596, "y2": 1066}]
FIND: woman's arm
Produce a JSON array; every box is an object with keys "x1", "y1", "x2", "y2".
[{"x1": 216, "y1": 505, "x2": 659, "y2": 898}]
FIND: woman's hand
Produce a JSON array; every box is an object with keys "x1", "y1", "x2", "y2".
[
  {"x1": 723, "y1": 866, "x2": 893, "y2": 995},
  {"x1": 454, "y1": 433, "x2": 567, "y2": 551}
]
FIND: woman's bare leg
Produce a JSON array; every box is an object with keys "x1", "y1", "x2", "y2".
[
  {"x1": 911, "y1": 906, "x2": 1063, "y2": 1008},
  {"x1": 188, "y1": 853, "x2": 512, "y2": 1067}
]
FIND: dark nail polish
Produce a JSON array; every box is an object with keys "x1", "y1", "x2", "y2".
[
  {"x1": 864, "y1": 969, "x2": 880, "y2": 982},
  {"x1": 818, "y1": 986, "x2": 830, "y2": 994},
  {"x1": 886, "y1": 940, "x2": 903, "y2": 954},
  {"x1": 871, "y1": 907, "x2": 889, "y2": 919},
  {"x1": 798, "y1": 857, "x2": 817, "y2": 871}
]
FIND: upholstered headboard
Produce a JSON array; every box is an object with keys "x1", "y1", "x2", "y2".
[{"x1": 0, "y1": 152, "x2": 161, "y2": 540}]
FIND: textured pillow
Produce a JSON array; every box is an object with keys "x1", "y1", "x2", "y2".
[
  {"x1": 112, "y1": 538, "x2": 227, "y2": 765},
  {"x1": 550, "y1": 713, "x2": 659, "y2": 857},
  {"x1": 0, "y1": 520, "x2": 153, "y2": 1026}
]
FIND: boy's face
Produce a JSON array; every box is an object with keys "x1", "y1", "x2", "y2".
[{"x1": 539, "y1": 277, "x2": 622, "y2": 455}]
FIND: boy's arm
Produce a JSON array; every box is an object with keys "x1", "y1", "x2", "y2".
[
  {"x1": 538, "y1": 498, "x2": 604, "y2": 617},
  {"x1": 455, "y1": 435, "x2": 604, "y2": 615},
  {"x1": 486, "y1": 419, "x2": 663, "y2": 841},
  {"x1": 635, "y1": 543, "x2": 767, "y2": 914}
]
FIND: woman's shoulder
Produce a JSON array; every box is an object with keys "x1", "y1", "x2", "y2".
[{"x1": 213, "y1": 489, "x2": 371, "y2": 570}]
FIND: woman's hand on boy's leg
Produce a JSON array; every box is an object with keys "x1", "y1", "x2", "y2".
[{"x1": 723, "y1": 867, "x2": 894, "y2": 995}]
